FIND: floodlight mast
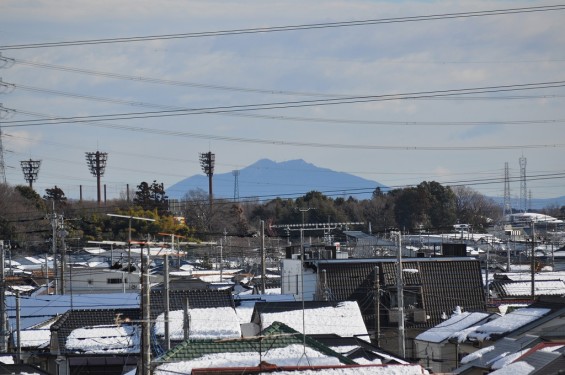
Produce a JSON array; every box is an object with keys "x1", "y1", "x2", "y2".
[
  {"x1": 85, "y1": 151, "x2": 108, "y2": 206},
  {"x1": 199, "y1": 151, "x2": 215, "y2": 208},
  {"x1": 20, "y1": 159, "x2": 41, "y2": 188}
]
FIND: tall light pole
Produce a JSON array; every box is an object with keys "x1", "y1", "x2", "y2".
[
  {"x1": 199, "y1": 152, "x2": 215, "y2": 208},
  {"x1": 85, "y1": 151, "x2": 108, "y2": 206},
  {"x1": 20, "y1": 159, "x2": 41, "y2": 188}
]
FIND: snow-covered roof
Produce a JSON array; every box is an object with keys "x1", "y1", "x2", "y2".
[
  {"x1": 467, "y1": 308, "x2": 551, "y2": 342},
  {"x1": 259, "y1": 301, "x2": 370, "y2": 342},
  {"x1": 154, "y1": 344, "x2": 342, "y2": 374},
  {"x1": 415, "y1": 311, "x2": 492, "y2": 343},
  {"x1": 494, "y1": 280, "x2": 565, "y2": 297},
  {"x1": 154, "y1": 307, "x2": 241, "y2": 340},
  {"x1": 16, "y1": 328, "x2": 51, "y2": 348},
  {"x1": 65, "y1": 324, "x2": 140, "y2": 354},
  {"x1": 496, "y1": 272, "x2": 565, "y2": 282}
]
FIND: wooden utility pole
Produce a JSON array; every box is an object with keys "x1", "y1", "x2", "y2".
[
  {"x1": 164, "y1": 254, "x2": 170, "y2": 351},
  {"x1": 0, "y1": 242, "x2": 5, "y2": 352},
  {"x1": 141, "y1": 244, "x2": 151, "y2": 375},
  {"x1": 374, "y1": 266, "x2": 380, "y2": 347},
  {"x1": 260, "y1": 220, "x2": 266, "y2": 294}
]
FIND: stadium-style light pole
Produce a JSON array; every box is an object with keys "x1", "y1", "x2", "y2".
[
  {"x1": 20, "y1": 159, "x2": 41, "y2": 188},
  {"x1": 199, "y1": 151, "x2": 215, "y2": 209},
  {"x1": 85, "y1": 151, "x2": 108, "y2": 206}
]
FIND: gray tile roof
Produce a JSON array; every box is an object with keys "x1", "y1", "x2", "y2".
[
  {"x1": 150, "y1": 289, "x2": 234, "y2": 320},
  {"x1": 317, "y1": 258, "x2": 486, "y2": 328},
  {"x1": 50, "y1": 308, "x2": 142, "y2": 355}
]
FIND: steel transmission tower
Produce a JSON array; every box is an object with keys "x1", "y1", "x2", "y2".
[
  {"x1": 519, "y1": 156, "x2": 527, "y2": 213},
  {"x1": 503, "y1": 162, "x2": 511, "y2": 218},
  {"x1": 20, "y1": 159, "x2": 41, "y2": 188},
  {"x1": 199, "y1": 151, "x2": 215, "y2": 208},
  {"x1": 85, "y1": 151, "x2": 108, "y2": 205},
  {"x1": 232, "y1": 170, "x2": 240, "y2": 202}
]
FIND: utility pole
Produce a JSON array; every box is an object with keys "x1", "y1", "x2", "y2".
[
  {"x1": 58, "y1": 217, "x2": 68, "y2": 295},
  {"x1": 49, "y1": 201, "x2": 59, "y2": 295},
  {"x1": 141, "y1": 244, "x2": 151, "y2": 375},
  {"x1": 85, "y1": 151, "x2": 108, "y2": 206},
  {"x1": 374, "y1": 266, "x2": 380, "y2": 347},
  {"x1": 395, "y1": 231, "x2": 405, "y2": 358},
  {"x1": 531, "y1": 221, "x2": 536, "y2": 300},
  {"x1": 164, "y1": 254, "x2": 170, "y2": 351},
  {"x1": 0, "y1": 241, "x2": 6, "y2": 352},
  {"x1": 260, "y1": 220, "x2": 266, "y2": 294}
]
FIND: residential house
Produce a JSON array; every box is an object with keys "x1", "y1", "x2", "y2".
[
  {"x1": 153, "y1": 321, "x2": 362, "y2": 374},
  {"x1": 250, "y1": 301, "x2": 371, "y2": 342},
  {"x1": 281, "y1": 256, "x2": 486, "y2": 357},
  {"x1": 48, "y1": 308, "x2": 141, "y2": 375},
  {"x1": 414, "y1": 309, "x2": 494, "y2": 373}
]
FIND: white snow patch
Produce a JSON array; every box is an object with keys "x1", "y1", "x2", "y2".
[
  {"x1": 66, "y1": 324, "x2": 140, "y2": 353},
  {"x1": 260, "y1": 301, "x2": 370, "y2": 341},
  {"x1": 154, "y1": 307, "x2": 241, "y2": 340}
]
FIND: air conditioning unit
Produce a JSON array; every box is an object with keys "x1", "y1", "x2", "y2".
[{"x1": 413, "y1": 309, "x2": 428, "y2": 323}]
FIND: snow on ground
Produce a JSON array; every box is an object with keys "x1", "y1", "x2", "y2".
[
  {"x1": 467, "y1": 308, "x2": 550, "y2": 342},
  {"x1": 154, "y1": 307, "x2": 241, "y2": 340},
  {"x1": 260, "y1": 301, "x2": 370, "y2": 341},
  {"x1": 66, "y1": 324, "x2": 140, "y2": 353}
]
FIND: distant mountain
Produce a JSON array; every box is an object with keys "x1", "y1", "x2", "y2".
[{"x1": 167, "y1": 159, "x2": 387, "y2": 200}]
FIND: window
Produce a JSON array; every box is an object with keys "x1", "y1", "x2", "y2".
[{"x1": 107, "y1": 278, "x2": 123, "y2": 284}]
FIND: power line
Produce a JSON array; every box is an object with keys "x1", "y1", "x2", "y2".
[
  {"x1": 3, "y1": 81, "x2": 565, "y2": 129},
  {"x1": 4, "y1": 82, "x2": 565, "y2": 127},
  {"x1": 1, "y1": 5, "x2": 564, "y2": 50}
]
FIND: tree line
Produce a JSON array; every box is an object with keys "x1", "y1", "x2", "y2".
[{"x1": 2, "y1": 179, "x2": 561, "y2": 255}]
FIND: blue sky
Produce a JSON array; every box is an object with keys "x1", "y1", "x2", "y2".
[{"x1": 1, "y1": 1, "x2": 564, "y2": 201}]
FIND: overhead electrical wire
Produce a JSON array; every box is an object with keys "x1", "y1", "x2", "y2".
[
  {"x1": 4, "y1": 107, "x2": 565, "y2": 152},
  {"x1": 3, "y1": 57, "x2": 564, "y2": 101},
  {"x1": 3, "y1": 82, "x2": 564, "y2": 127},
  {"x1": 1, "y1": 5, "x2": 564, "y2": 50},
  {"x1": 3, "y1": 80, "x2": 565, "y2": 129}
]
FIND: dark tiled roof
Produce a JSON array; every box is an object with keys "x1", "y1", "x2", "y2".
[
  {"x1": 50, "y1": 308, "x2": 142, "y2": 355},
  {"x1": 156, "y1": 321, "x2": 355, "y2": 365},
  {"x1": 150, "y1": 289, "x2": 234, "y2": 319},
  {"x1": 318, "y1": 258, "x2": 486, "y2": 327}
]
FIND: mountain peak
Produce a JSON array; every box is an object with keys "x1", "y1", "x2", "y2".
[{"x1": 167, "y1": 159, "x2": 386, "y2": 200}]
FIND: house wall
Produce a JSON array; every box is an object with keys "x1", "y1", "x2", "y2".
[
  {"x1": 414, "y1": 340, "x2": 459, "y2": 373},
  {"x1": 281, "y1": 259, "x2": 317, "y2": 301}
]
